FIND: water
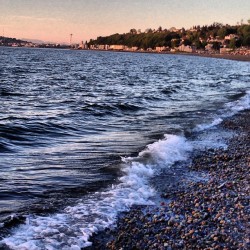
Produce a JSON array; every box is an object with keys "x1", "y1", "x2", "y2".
[{"x1": 0, "y1": 47, "x2": 249, "y2": 249}]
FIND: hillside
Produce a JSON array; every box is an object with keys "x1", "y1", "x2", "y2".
[{"x1": 88, "y1": 22, "x2": 250, "y2": 50}]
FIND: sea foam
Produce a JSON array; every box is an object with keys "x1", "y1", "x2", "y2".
[
  {"x1": 2, "y1": 91, "x2": 249, "y2": 249},
  {"x1": 1, "y1": 134, "x2": 192, "y2": 249}
]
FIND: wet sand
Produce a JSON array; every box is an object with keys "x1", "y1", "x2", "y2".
[{"x1": 87, "y1": 109, "x2": 250, "y2": 249}]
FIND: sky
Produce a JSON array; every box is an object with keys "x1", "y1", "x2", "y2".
[{"x1": 0, "y1": 0, "x2": 250, "y2": 44}]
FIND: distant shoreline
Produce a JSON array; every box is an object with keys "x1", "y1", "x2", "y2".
[
  {"x1": 83, "y1": 49, "x2": 250, "y2": 62},
  {"x1": 2, "y1": 45, "x2": 250, "y2": 62},
  {"x1": 179, "y1": 52, "x2": 250, "y2": 62}
]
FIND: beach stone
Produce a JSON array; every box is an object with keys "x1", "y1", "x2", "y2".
[{"x1": 88, "y1": 110, "x2": 250, "y2": 250}]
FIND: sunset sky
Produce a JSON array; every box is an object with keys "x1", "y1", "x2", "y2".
[{"x1": 1, "y1": 0, "x2": 249, "y2": 44}]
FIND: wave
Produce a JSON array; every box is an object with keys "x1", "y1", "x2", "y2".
[
  {"x1": 161, "y1": 87, "x2": 177, "y2": 95},
  {"x1": 161, "y1": 85, "x2": 181, "y2": 95},
  {"x1": 1, "y1": 91, "x2": 249, "y2": 249},
  {"x1": 1, "y1": 134, "x2": 192, "y2": 249},
  {"x1": 0, "y1": 121, "x2": 79, "y2": 152},
  {"x1": 0, "y1": 141, "x2": 14, "y2": 153},
  {"x1": 0, "y1": 89, "x2": 24, "y2": 97},
  {"x1": 1, "y1": 50, "x2": 249, "y2": 249},
  {"x1": 194, "y1": 90, "x2": 250, "y2": 132},
  {"x1": 225, "y1": 90, "x2": 250, "y2": 113},
  {"x1": 117, "y1": 102, "x2": 141, "y2": 111},
  {"x1": 0, "y1": 122, "x2": 77, "y2": 138},
  {"x1": 81, "y1": 102, "x2": 143, "y2": 116}
]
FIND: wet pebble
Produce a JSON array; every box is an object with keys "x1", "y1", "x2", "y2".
[{"x1": 87, "y1": 111, "x2": 250, "y2": 250}]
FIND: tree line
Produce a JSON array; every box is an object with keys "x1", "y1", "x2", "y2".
[
  {"x1": 0, "y1": 36, "x2": 27, "y2": 46},
  {"x1": 88, "y1": 22, "x2": 250, "y2": 50}
]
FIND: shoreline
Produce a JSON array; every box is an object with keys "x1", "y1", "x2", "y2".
[
  {"x1": 179, "y1": 52, "x2": 250, "y2": 62},
  {"x1": 87, "y1": 110, "x2": 250, "y2": 249},
  {"x1": 83, "y1": 49, "x2": 250, "y2": 62},
  {"x1": 2, "y1": 46, "x2": 250, "y2": 62},
  {"x1": 87, "y1": 49, "x2": 250, "y2": 62}
]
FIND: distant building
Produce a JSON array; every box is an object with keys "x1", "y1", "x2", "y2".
[
  {"x1": 155, "y1": 46, "x2": 170, "y2": 52},
  {"x1": 97, "y1": 45, "x2": 105, "y2": 50},
  {"x1": 155, "y1": 47, "x2": 162, "y2": 52},
  {"x1": 178, "y1": 44, "x2": 196, "y2": 53},
  {"x1": 207, "y1": 36, "x2": 223, "y2": 43},
  {"x1": 220, "y1": 48, "x2": 232, "y2": 54},
  {"x1": 109, "y1": 45, "x2": 125, "y2": 50},
  {"x1": 205, "y1": 44, "x2": 214, "y2": 51},
  {"x1": 78, "y1": 41, "x2": 84, "y2": 49},
  {"x1": 169, "y1": 27, "x2": 180, "y2": 32},
  {"x1": 170, "y1": 48, "x2": 177, "y2": 52},
  {"x1": 90, "y1": 44, "x2": 98, "y2": 49},
  {"x1": 224, "y1": 34, "x2": 239, "y2": 40},
  {"x1": 131, "y1": 46, "x2": 138, "y2": 51}
]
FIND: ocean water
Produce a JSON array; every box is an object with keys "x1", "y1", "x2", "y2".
[{"x1": 0, "y1": 47, "x2": 249, "y2": 249}]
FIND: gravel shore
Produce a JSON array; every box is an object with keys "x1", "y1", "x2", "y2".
[
  {"x1": 179, "y1": 53, "x2": 250, "y2": 62},
  {"x1": 87, "y1": 110, "x2": 250, "y2": 250}
]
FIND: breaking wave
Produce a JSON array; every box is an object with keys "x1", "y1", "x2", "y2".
[{"x1": 1, "y1": 135, "x2": 192, "y2": 249}]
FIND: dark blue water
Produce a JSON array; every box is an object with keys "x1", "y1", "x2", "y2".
[{"x1": 0, "y1": 47, "x2": 249, "y2": 249}]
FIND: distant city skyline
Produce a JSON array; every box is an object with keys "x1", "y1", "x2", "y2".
[{"x1": 1, "y1": 0, "x2": 250, "y2": 44}]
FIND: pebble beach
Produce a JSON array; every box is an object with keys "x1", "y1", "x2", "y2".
[{"x1": 87, "y1": 109, "x2": 250, "y2": 250}]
